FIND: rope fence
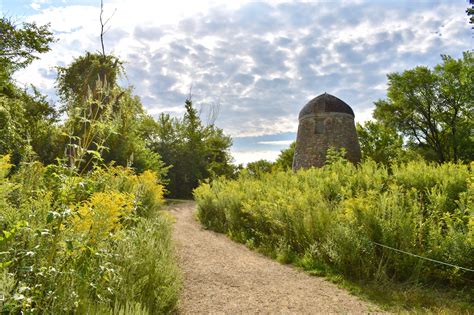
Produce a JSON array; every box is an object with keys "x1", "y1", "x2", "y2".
[{"x1": 371, "y1": 241, "x2": 474, "y2": 273}]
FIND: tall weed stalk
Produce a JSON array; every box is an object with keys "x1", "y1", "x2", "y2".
[{"x1": 195, "y1": 160, "x2": 473, "y2": 287}]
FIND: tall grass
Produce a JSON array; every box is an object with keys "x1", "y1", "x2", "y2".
[
  {"x1": 0, "y1": 156, "x2": 179, "y2": 313},
  {"x1": 195, "y1": 159, "x2": 473, "y2": 289}
]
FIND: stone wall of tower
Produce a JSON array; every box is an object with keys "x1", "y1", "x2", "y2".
[{"x1": 292, "y1": 112, "x2": 361, "y2": 170}]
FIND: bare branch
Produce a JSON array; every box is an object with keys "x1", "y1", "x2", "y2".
[
  {"x1": 103, "y1": 24, "x2": 113, "y2": 35},
  {"x1": 188, "y1": 83, "x2": 193, "y2": 101},
  {"x1": 104, "y1": 8, "x2": 117, "y2": 26},
  {"x1": 99, "y1": 0, "x2": 116, "y2": 57},
  {"x1": 100, "y1": 0, "x2": 105, "y2": 56}
]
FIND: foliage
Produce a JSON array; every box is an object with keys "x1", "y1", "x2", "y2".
[
  {"x1": 274, "y1": 141, "x2": 295, "y2": 171},
  {"x1": 71, "y1": 191, "x2": 135, "y2": 241},
  {"x1": 101, "y1": 90, "x2": 168, "y2": 176},
  {"x1": 245, "y1": 159, "x2": 274, "y2": 177},
  {"x1": 0, "y1": 13, "x2": 181, "y2": 315},
  {"x1": 356, "y1": 121, "x2": 405, "y2": 165},
  {"x1": 57, "y1": 54, "x2": 167, "y2": 178},
  {"x1": 111, "y1": 216, "x2": 180, "y2": 314},
  {"x1": 0, "y1": 97, "x2": 25, "y2": 162},
  {"x1": 62, "y1": 77, "x2": 121, "y2": 173},
  {"x1": 0, "y1": 16, "x2": 60, "y2": 167},
  {"x1": 56, "y1": 52, "x2": 123, "y2": 106},
  {"x1": 467, "y1": 1, "x2": 474, "y2": 28},
  {"x1": 195, "y1": 160, "x2": 474, "y2": 293},
  {"x1": 0, "y1": 17, "x2": 54, "y2": 88},
  {"x1": 0, "y1": 156, "x2": 179, "y2": 313},
  {"x1": 149, "y1": 99, "x2": 236, "y2": 198},
  {"x1": 0, "y1": 89, "x2": 61, "y2": 167},
  {"x1": 374, "y1": 51, "x2": 473, "y2": 163}
]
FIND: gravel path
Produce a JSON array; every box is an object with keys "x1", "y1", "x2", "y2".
[{"x1": 170, "y1": 201, "x2": 380, "y2": 314}]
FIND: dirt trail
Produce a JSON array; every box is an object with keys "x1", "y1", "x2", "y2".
[{"x1": 170, "y1": 201, "x2": 380, "y2": 314}]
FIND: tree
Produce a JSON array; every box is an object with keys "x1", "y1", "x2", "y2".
[
  {"x1": 100, "y1": 89, "x2": 168, "y2": 179},
  {"x1": 0, "y1": 87, "x2": 61, "y2": 167},
  {"x1": 150, "y1": 99, "x2": 235, "y2": 198},
  {"x1": 467, "y1": 1, "x2": 474, "y2": 28},
  {"x1": 246, "y1": 159, "x2": 273, "y2": 177},
  {"x1": 177, "y1": 99, "x2": 207, "y2": 196},
  {"x1": 204, "y1": 127, "x2": 235, "y2": 179},
  {"x1": 56, "y1": 53, "x2": 166, "y2": 176},
  {"x1": 0, "y1": 17, "x2": 54, "y2": 79},
  {"x1": 374, "y1": 52, "x2": 473, "y2": 163},
  {"x1": 274, "y1": 141, "x2": 295, "y2": 171},
  {"x1": 356, "y1": 121, "x2": 404, "y2": 165},
  {"x1": 56, "y1": 52, "x2": 122, "y2": 107},
  {"x1": 0, "y1": 16, "x2": 59, "y2": 166}
]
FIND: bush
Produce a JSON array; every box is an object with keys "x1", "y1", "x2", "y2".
[
  {"x1": 0, "y1": 155, "x2": 179, "y2": 314},
  {"x1": 112, "y1": 216, "x2": 180, "y2": 314},
  {"x1": 194, "y1": 160, "x2": 473, "y2": 286}
]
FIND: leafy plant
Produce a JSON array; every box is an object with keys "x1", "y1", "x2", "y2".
[
  {"x1": 0, "y1": 155, "x2": 179, "y2": 314},
  {"x1": 195, "y1": 160, "x2": 473, "y2": 290}
]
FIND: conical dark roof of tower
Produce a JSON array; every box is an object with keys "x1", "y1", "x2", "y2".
[{"x1": 298, "y1": 93, "x2": 354, "y2": 119}]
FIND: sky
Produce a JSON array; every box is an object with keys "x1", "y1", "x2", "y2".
[{"x1": 2, "y1": 0, "x2": 473, "y2": 165}]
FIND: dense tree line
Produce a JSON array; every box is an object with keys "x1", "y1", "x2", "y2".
[
  {"x1": 145, "y1": 99, "x2": 236, "y2": 198},
  {"x1": 0, "y1": 17, "x2": 235, "y2": 198}
]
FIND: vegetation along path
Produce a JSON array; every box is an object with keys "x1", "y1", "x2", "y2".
[{"x1": 170, "y1": 201, "x2": 380, "y2": 314}]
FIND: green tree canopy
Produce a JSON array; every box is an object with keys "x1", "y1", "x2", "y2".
[
  {"x1": 356, "y1": 121, "x2": 404, "y2": 165},
  {"x1": 274, "y1": 141, "x2": 295, "y2": 171},
  {"x1": 467, "y1": 1, "x2": 474, "y2": 28},
  {"x1": 150, "y1": 100, "x2": 235, "y2": 198},
  {"x1": 56, "y1": 52, "x2": 166, "y2": 177},
  {"x1": 245, "y1": 159, "x2": 273, "y2": 177},
  {"x1": 1, "y1": 17, "x2": 54, "y2": 97},
  {"x1": 56, "y1": 52, "x2": 122, "y2": 106},
  {"x1": 374, "y1": 51, "x2": 473, "y2": 163},
  {"x1": 0, "y1": 17, "x2": 54, "y2": 72},
  {"x1": 0, "y1": 16, "x2": 59, "y2": 166}
]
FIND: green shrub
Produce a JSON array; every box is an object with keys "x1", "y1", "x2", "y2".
[
  {"x1": 0, "y1": 155, "x2": 179, "y2": 313},
  {"x1": 111, "y1": 216, "x2": 180, "y2": 314},
  {"x1": 195, "y1": 160, "x2": 473, "y2": 287}
]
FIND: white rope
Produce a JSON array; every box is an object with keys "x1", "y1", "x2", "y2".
[{"x1": 371, "y1": 241, "x2": 474, "y2": 273}]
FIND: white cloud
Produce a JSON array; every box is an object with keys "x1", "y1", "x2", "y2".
[
  {"x1": 231, "y1": 150, "x2": 281, "y2": 166},
  {"x1": 257, "y1": 140, "x2": 294, "y2": 146},
  {"x1": 10, "y1": 0, "x2": 472, "y2": 145},
  {"x1": 354, "y1": 106, "x2": 374, "y2": 125},
  {"x1": 30, "y1": 0, "x2": 51, "y2": 11},
  {"x1": 220, "y1": 116, "x2": 298, "y2": 138}
]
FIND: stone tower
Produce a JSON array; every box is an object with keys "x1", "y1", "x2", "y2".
[{"x1": 292, "y1": 93, "x2": 361, "y2": 170}]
